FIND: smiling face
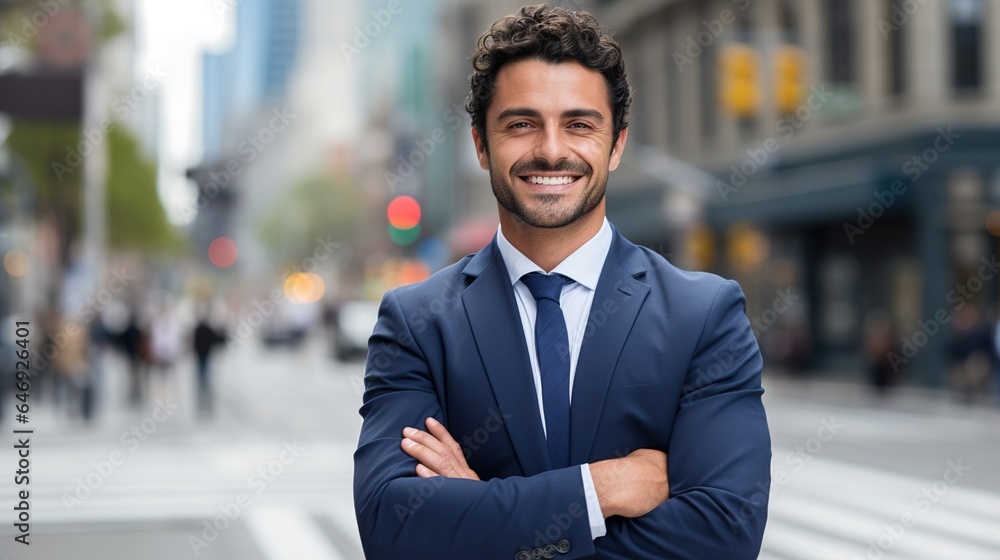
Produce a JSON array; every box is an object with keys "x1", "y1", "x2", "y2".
[{"x1": 472, "y1": 58, "x2": 628, "y2": 230}]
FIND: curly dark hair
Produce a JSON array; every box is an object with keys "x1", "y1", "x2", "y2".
[{"x1": 466, "y1": 4, "x2": 631, "y2": 151}]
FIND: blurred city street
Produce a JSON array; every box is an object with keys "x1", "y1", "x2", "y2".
[
  {"x1": 0, "y1": 334, "x2": 366, "y2": 560},
  {"x1": 4, "y1": 0, "x2": 1000, "y2": 557},
  {"x1": 1, "y1": 332, "x2": 998, "y2": 559}
]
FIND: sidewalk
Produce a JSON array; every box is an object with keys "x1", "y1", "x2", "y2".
[{"x1": 762, "y1": 370, "x2": 1000, "y2": 422}]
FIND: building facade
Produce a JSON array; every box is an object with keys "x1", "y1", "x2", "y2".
[{"x1": 590, "y1": 0, "x2": 1000, "y2": 386}]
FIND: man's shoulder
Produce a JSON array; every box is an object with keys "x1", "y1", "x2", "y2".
[{"x1": 630, "y1": 243, "x2": 736, "y2": 300}]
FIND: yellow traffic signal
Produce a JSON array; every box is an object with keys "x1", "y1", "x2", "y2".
[
  {"x1": 719, "y1": 43, "x2": 760, "y2": 118},
  {"x1": 774, "y1": 45, "x2": 806, "y2": 114}
]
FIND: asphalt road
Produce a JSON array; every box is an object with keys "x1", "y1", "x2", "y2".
[{"x1": 1, "y1": 334, "x2": 998, "y2": 560}]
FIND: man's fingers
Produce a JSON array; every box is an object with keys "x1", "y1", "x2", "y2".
[
  {"x1": 425, "y1": 417, "x2": 466, "y2": 464},
  {"x1": 401, "y1": 437, "x2": 454, "y2": 477},
  {"x1": 401, "y1": 420, "x2": 481, "y2": 481},
  {"x1": 403, "y1": 425, "x2": 452, "y2": 461},
  {"x1": 415, "y1": 463, "x2": 438, "y2": 478}
]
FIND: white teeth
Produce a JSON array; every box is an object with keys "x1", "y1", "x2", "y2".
[{"x1": 526, "y1": 176, "x2": 576, "y2": 185}]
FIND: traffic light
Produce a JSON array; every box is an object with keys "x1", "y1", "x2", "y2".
[
  {"x1": 208, "y1": 237, "x2": 238, "y2": 268},
  {"x1": 774, "y1": 45, "x2": 806, "y2": 114},
  {"x1": 719, "y1": 43, "x2": 760, "y2": 118},
  {"x1": 387, "y1": 195, "x2": 422, "y2": 246}
]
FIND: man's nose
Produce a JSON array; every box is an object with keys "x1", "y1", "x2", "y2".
[{"x1": 531, "y1": 125, "x2": 570, "y2": 165}]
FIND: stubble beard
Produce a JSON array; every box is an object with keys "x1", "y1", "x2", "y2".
[{"x1": 489, "y1": 160, "x2": 607, "y2": 229}]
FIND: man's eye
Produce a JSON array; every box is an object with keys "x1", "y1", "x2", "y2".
[
  {"x1": 510, "y1": 122, "x2": 531, "y2": 129},
  {"x1": 569, "y1": 122, "x2": 591, "y2": 129}
]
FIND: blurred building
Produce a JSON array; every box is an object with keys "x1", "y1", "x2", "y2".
[
  {"x1": 191, "y1": 0, "x2": 302, "y2": 277},
  {"x1": 1, "y1": 0, "x2": 160, "y2": 316},
  {"x1": 590, "y1": 0, "x2": 1000, "y2": 386}
]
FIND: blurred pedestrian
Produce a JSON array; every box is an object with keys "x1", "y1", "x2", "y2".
[
  {"x1": 864, "y1": 309, "x2": 898, "y2": 397},
  {"x1": 949, "y1": 306, "x2": 992, "y2": 404},
  {"x1": 117, "y1": 309, "x2": 146, "y2": 407},
  {"x1": 148, "y1": 305, "x2": 184, "y2": 400},
  {"x1": 991, "y1": 306, "x2": 1000, "y2": 408},
  {"x1": 82, "y1": 316, "x2": 114, "y2": 422},
  {"x1": 52, "y1": 315, "x2": 91, "y2": 420},
  {"x1": 193, "y1": 312, "x2": 226, "y2": 414}
]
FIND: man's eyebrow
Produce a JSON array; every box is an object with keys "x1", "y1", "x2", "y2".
[
  {"x1": 496, "y1": 107, "x2": 542, "y2": 121},
  {"x1": 562, "y1": 109, "x2": 605, "y2": 121},
  {"x1": 495, "y1": 107, "x2": 606, "y2": 121}
]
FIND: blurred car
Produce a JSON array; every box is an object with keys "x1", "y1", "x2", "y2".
[
  {"x1": 262, "y1": 301, "x2": 319, "y2": 348},
  {"x1": 331, "y1": 300, "x2": 380, "y2": 361}
]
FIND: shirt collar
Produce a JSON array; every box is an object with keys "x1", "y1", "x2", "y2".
[{"x1": 495, "y1": 217, "x2": 612, "y2": 291}]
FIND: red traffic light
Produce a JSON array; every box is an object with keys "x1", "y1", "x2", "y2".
[{"x1": 387, "y1": 196, "x2": 421, "y2": 229}]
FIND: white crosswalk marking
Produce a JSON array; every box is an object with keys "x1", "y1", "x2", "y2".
[
  {"x1": 246, "y1": 506, "x2": 347, "y2": 560},
  {"x1": 1, "y1": 434, "x2": 362, "y2": 557},
  {"x1": 760, "y1": 448, "x2": 1000, "y2": 560}
]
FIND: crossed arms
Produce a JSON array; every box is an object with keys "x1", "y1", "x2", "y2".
[{"x1": 354, "y1": 282, "x2": 771, "y2": 559}]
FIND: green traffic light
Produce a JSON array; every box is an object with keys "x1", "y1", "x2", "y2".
[{"x1": 388, "y1": 223, "x2": 421, "y2": 245}]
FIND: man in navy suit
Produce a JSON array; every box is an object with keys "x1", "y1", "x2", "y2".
[{"x1": 353, "y1": 5, "x2": 771, "y2": 559}]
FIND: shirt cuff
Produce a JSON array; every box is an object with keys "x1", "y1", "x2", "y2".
[{"x1": 580, "y1": 463, "x2": 607, "y2": 540}]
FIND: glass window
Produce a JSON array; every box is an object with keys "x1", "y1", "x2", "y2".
[
  {"x1": 827, "y1": 0, "x2": 855, "y2": 85},
  {"x1": 887, "y1": 0, "x2": 905, "y2": 97},
  {"x1": 780, "y1": 0, "x2": 799, "y2": 44},
  {"x1": 951, "y1": 0, "x2": 983, "y2": 91}
]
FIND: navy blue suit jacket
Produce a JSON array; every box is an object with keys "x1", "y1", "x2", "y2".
[{"x1": 354, "y1": 224, "x2": 771, "y2": 559}]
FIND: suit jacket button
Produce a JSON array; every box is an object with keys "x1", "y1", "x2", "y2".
[
  {"x1": 556, "y1": 539, "x2": 571, "y2": 553},
  {"x1": 515, "y1": 551, "x2": 531, "y2": 560}
]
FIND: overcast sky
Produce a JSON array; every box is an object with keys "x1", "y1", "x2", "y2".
[{"x1": 136, "y1": 0, "x2": 233, "y2": 225}]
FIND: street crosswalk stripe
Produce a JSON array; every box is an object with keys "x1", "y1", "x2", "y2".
[
  {"x1": 769, "y1": 494, "x2": 1000, "y2": 559},
  {"x1": 764, "y1": 448, "x2": 1000, "y2": 559},
  {"x1": 782, "y1": 479, "x2": 1000, "y2": 547},
  {"x1": 776, "y1": 450, "x2": 1000, "y2": 521},
  {"x1": 762, "y1": 519, "x2": 866, "y2": 560},
  {"x1": 245, "y1": 505, "x2": 347, "y2": 560}
]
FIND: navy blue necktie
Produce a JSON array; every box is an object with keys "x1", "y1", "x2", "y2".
[{"x1": 521, "y1": 272, "x2": 571, "y2": 470}]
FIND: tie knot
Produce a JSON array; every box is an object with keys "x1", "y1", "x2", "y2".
[{"x1": 521, "y1": 272, "x2": 567, "y2": 303}]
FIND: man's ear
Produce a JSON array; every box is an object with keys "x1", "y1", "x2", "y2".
[
  {"x1": 471, "y1": 127, "x2": 490, "y2": 170},
  {"x1": 609, "y1": 127, "x2": 628, "y2": 172}
]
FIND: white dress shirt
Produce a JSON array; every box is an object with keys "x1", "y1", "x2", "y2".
[{"x1": 495, "y1": 217, "x2": 611, "y2": 540}]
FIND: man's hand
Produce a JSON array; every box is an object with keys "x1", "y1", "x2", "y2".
[
  {"x1": 589, "y1": 449, "x2": 669, "y2": 518},
  {"x1": 401, "y1": 417, "x2": 481, "y2": 480}
]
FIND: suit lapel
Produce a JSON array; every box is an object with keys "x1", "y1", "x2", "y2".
[
  {"x1": 569, "y1": 228, "x2": 650, "y2": 464},
  {"x1": 462, "y1": 239, "x2": 551, "y2": 475}
]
